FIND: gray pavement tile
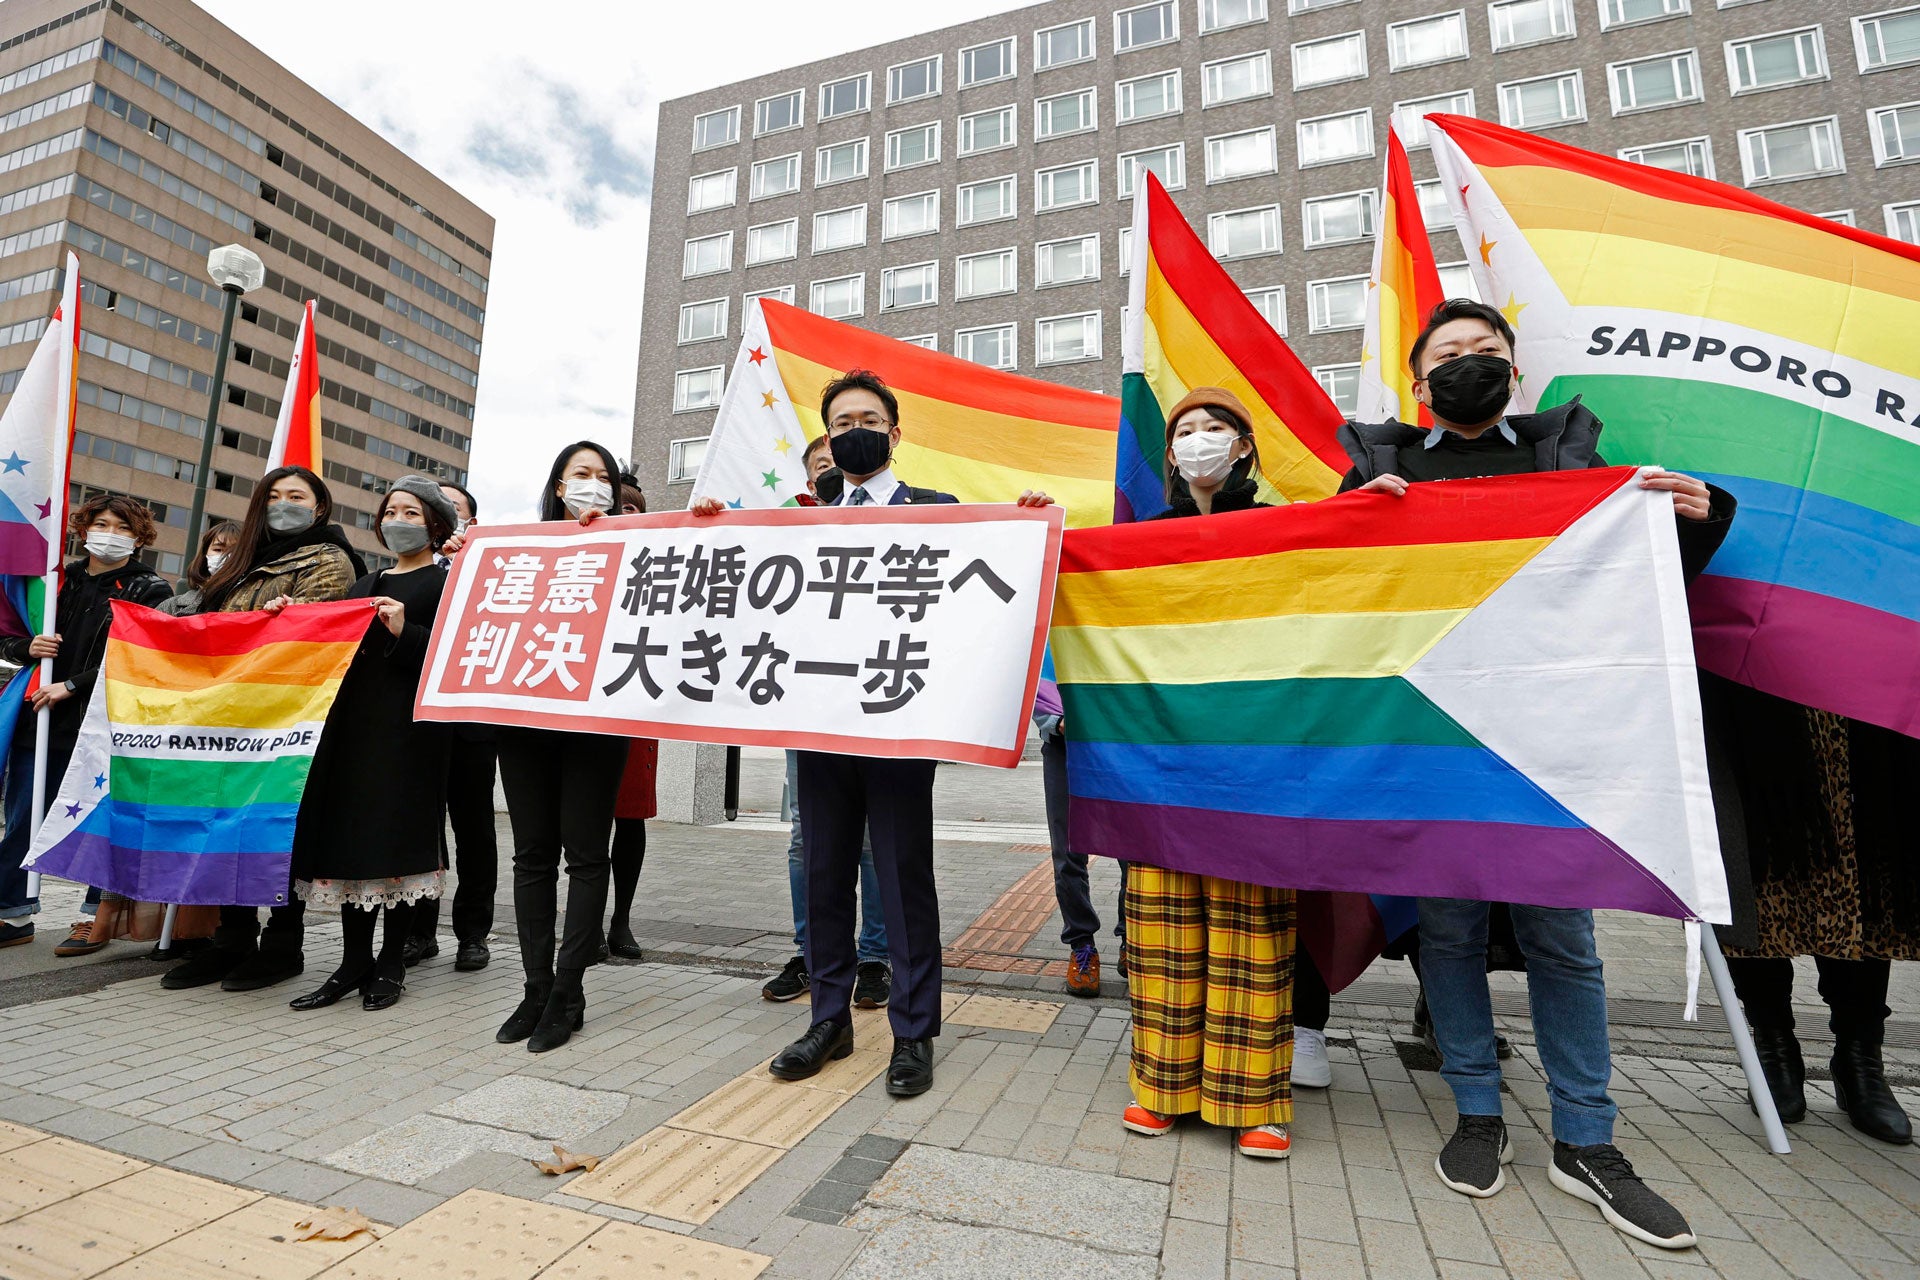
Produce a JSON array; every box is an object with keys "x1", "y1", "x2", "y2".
[
  {"x1": 1229, "y1": 1202, "x2": 1295, "y2": 1269},
  {"x1": 1172, "y1": 1165, "x2": 1231, "y2": 1225},
  {"x1": 170, "y1": 1138, "x2": 287, "y2": 1182},
  {"x1": 1358, "y1": 1216, "x2": 1442, "y2": 1280},
  {"x1": 239, "y1": 1155, "x2": 364, "y2": 1203},
  {"x1": 326, "y1": 1176, "x2": 447, "y2": 1227},
  {"x1": 864, "y1": 1144, "x2": 1168, "y2": 1255},
  {"x1": 1294, "y1": 1236, "x2": 1370, "y2": 1278},
  {"x1": 838, "y1": 1215, "x2": 1157, "y2": 1280},
  {"x1": 765, "y1": 1219, "x2": 868, "y2": 1280},
  {"x1": 96, "y1": 1121, "x2": 212, "y2": 1163},
  {"x1": 431, "y1": 1072, "x2": 627, "y2": 1138},
  {"x1": 1164, "y1": 1216, "x2": 1230, "y2": 1280},
  {"x1": 36, "y1": 1102, "x2": 144, "y2": 1143},
  {"x1": 323, "y1": 1112, "x2": 551, "y2": 1185}
]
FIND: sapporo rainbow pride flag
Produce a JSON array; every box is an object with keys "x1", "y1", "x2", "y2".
[
  {"x1": 1428, "y1": 113, "x2": 1920, "y2": 736},
  {"x1": 1053, "y1": 467, "x2": 1729, "y2": 929},
  {"x1": 27, "y1": 599, "x2": 372, "y2": 906},
  {"x1": 691, "y1": 299, "x2": 1120, "y2": 527}
]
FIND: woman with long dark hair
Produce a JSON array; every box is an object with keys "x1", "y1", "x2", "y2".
[
  {"x1": 159, "y1": 520, "x2": 241, "y2": 616},
  {"x1": 161, "y1": 466, "x2": 364, "y2": 994}
]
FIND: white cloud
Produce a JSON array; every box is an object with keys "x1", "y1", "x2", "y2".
[{"x1": 193, "y1": 0, "x2": 1024, "y2": 522}]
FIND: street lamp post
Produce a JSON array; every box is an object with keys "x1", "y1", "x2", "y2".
[{"x1": 184, "y1": 244, "x2": 265, "y2": 569}]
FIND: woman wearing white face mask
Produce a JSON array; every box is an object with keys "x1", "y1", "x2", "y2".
[
  {"x1": 159, "y1": 521, "x2": 240, "y2": 617},
  {"x1": 1117, "y1": 388, "x2": 1300, "y2": 1162},
  {"x1": 0, "y1": 496, "x2": 172, "y2": 956}
]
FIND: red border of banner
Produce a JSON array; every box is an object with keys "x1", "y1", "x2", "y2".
[{"x1": 413, "y1": 504, "x2": 1066, "y2": 769}]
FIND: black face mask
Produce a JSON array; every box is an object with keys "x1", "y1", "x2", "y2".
[
  {"x1": 1424, "y1": 354, "x2": 1514, "y2": 425},
  {"x1": 828, "y1": 425, "x2": 891, "y2": 477},
  {"x1": 813, "y1": 467, "x2": 846, "y2": 506}
]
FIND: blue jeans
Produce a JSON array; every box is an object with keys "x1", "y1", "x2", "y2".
[
  {"x1": 1418, "y1": 898, "x2": 1616, "y2": 1147},
  {"x1": 786, "y1": 750, "x2": 885, "y2": 965},
  {"x1": 1, "y1": 737, "x2": 99, "y2": 920}
]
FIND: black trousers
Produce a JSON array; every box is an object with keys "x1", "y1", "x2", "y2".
[
  {"x1": 496, "y1": 726, "x2": 628, "y2": 982},
  {"x1": 1040, "y1": 729, "x2": 1125, "y2": 949},
  {"x1": 214, "y1": 901, "x2": 305, "y2": 955},
  {"x1": 1727, "y1": 954, "x2": 1892, "y2": 1040},
  {"x1": 799, "y1": 751, "x2": 941, "y2": 1040},
  {"x1": 412, "y1": 734, "x2": 499, "y2": 944}
]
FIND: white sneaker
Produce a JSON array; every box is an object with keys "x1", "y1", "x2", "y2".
[{"x1": 1294, "y1": 1026, "x2": 1331, "y2": 1089}]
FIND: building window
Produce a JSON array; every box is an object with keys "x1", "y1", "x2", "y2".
[
  {"x1": 1490, "y1": 0, "x2": 1576, "y2": 50},
  {"x1": 1309, "y1": 276, "x2": 1368, "y2": 331},
  {"x1": 1037, "y1": 234, "x2": 1102, "y2": 287},
  {"x1": 1291, "y1": 0, "x2": 1358, "y2": 9},
  {"x1": 1872, "y1": 102, "x2": 1920, "y2": 165},
  {"x1": 1117, "y1": 70, "x2": 1183, "y2": 122},
  {"x1": 883, "y1": 190, "x2": 940, "y2": 239},
  {"x1": 1600, "y1": 0, "x2": 1689, "y2": 30},
  {"x1": 1886, "y1": 201, "x2": 1920, "y2": 242},
  {"x1": 1037, "y1": 88, "x2": 1098, "y2": 139},
  {"x1": 1727, "y1": 28, "x2": 1827, "y2": 94},
  {"x1": 1244, "y1": 286, "x2": 1287, "y2": 334},
  {"x1": 881, "y1": 262, "x2": 939, "y2": 310},
  {"x1": 683, "y1": 231, "x2": 733, "y2": 278},
  {"x1": 745, "y1": 285, "x2": 796, "y2": 309},
  {"x1": 1389, "y1": 11, "x2": 1470, "y2": 71},
  {"x1": 673, "y1": 369, "x2": 723, "y2": 413},
  {"x1": 956, "y1": 248, "x2": 1019, "y2": 298},
  {"x1": 1298, "y1": 109, "x2": 1375, "y2": 167},
  {"x1": 886, "y1": 122, "x2": 942, "y2": 170},
  {"x1": 1855, "y1": 8, "x2": 1920, "y2": 73},
  {"x1": 693, "y1": 106, "x2": 739, "y2": 152},
  {"x1": 960, "y1": 106, "x2": 1017, "y2": 155},
  {"x1": 1119, "y1": 144, "x2": 1186, "y2": 196},
  {"x1": 1208, "y1": 205, "x2": 1283, "y2": 258},
  {"x1": 815, "y1": 138, "x2": 869, "y2": 186},
  {"x1": 888, "y1": 55, "x2": 942, "y2": 104},
  {"x1": 1817, "y1": 209, "x2": 1856, "y2": 226},
  {"x1": 958, "y1": 175, "x2": 1018, "y2": 225},
  {"x1": 1499, "y1": 70, "x2": 1587, "y2": 129},
  {"x1": 667, "y1": 436, "x2": 710, "y2": 480},
  {"x1": 900, "y1": 333, "x2": 938, "y2": 349},
  {"x1": 1036, "y1": 160, "x2": 1100, "y2": 211},
  {"x1": 1395, "y1": 90, "x2": 1476, "y2": 149},
  {"x1": 755, "y1": 90, "x2": 803, "y2": 136},
  {"x1": 750, "y1": 153, "x2": 801, "y2": 200},
  {"x1": 812, "y1": 205, "x2": 868, "y2": 253},
  {"x1": 961, "y1": 37, "x2": 1017, "y2": 87},
  {"x1": 678, "y1": 298, "x2": 729, "y2": 344},
  {"x1": 1203, "y1": 0, "x2": 1270, "y2": 32},
  {"x1": 1415, "y1": 179, "x2": 1450, "y2": 228},
  {"x1": 1739, "y1": 117, "x2": 1844, "y2": 183},
  {"x1": 1203, "y1": 51, "x2": 1274, "y2": 106},
  {"x1": 687, "y1": 168, "x2": 737, "y2": 215},
  {"x1": 1303, "y1": 189, "x2": 1379, "y2": 246},
  {"x1": 1036, "y1": 18, "x2": 1097, "y2": 69},
  {"x1": 745, "y1": 218, "x2": 799, "y2": 264},
  {"x1": 1437, "y1": 261, "x2": 1481, "y2": 301},
  {"x1": 819, "y1": 73, "x2": 871, "y2": 121},
  {"x1": 1609, "y1": 50, "x2": 1702, "y2": 114},
  {"x1": 1316, "y1": 364, "x2": 1360, "y2": 414},
  {"x1": 1206, "y1": 127, "x2": 1279, "y2": 182},
  {"x1": 1293, "y1": 32, "x2": 1368, "y2": 89},
  {"x1": 1619, "y1": 136, "x2": 1714, "y2": 177},
  {"x1": 956, "y1": 323, "x2": 1018, "y2": 370},
  {"x1": 1116, "y1": 2, "x2": 1180, "y2": 52},
  {"x1": 1037, "y1": 312, "x2": 1102, "y2": 364},
  {"x1": 809, "y1": 274, "x2": 865, "y2": 319},
  {"x1": 1118, "y1": 225, "x2": 1136, "y2": 274}
]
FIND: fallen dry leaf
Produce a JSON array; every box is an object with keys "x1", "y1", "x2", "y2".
[
  {"x1": 291, "y1": 1205, "x2": 379, "y2": 1242},
  {"x1": 533, "y1": 1143, "x2": 603, "y2": 1175}
]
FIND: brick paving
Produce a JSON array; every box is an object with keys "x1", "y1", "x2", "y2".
[{"x1": 0, "y1": 753, "x2": 1916, "y2": 1278}]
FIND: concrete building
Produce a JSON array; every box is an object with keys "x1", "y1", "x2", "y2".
[
  {"x1": 0, "y1": 0, "x2": 491, "y2": 576},
  {"x1": 633, "y1": 0, "x2": 1920, "y2": 499}
]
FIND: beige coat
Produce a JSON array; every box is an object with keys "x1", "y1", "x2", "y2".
[{"x1": 216, "y1": 541, "x2": 358, "y2": 612}]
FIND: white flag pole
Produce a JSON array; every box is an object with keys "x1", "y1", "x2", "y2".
[{"x1": 1702, "y1": 924, "x2": 1791, "y2": 1154}]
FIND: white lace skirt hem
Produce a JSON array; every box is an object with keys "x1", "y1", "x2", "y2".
[{"x1": 295, "y1": 870, "x2": 445, "y2": 909}]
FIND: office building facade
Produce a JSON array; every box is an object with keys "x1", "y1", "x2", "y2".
[
  {"x1": 634, "y1": 0, "x2": 1919, "y2": 500},
  {"x1": 0, "y1": 0, "x2": 491, "y2": 576}
]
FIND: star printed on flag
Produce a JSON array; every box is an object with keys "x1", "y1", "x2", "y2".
[
  {"x1": 63, "y1": 802, "x2": 81, "y2": 818},
  {"x1": 1479, "y1": 236, "x2": 1497, "y2": 266},
  {"x1": 760, "y1": 469, "x2": 781, "y2": 490},
  {"x1": 748, "y1": 346, "x2": 767, "y2": 365},
  {"x1": 0, "y1": 453, "x2": 26, "y2": 474},
  {"x1": 773, "y1": 436, "x2": 793, "y2": 456},
  {"x1": 761, "y1": 391, "x2": 778, "y2": 408},
  {"x1": 726, "y1": 499, "x2": 744, "y2": 509},
  {"x1": 92, "y1": 773, "x2": 106, "y2": 789},
  {"x1": 35, "y1": 501, "x2": 51, "y2": 519},
  {"x1": 1501, "y1": 294, "x2": 1528, "y2": 327}
]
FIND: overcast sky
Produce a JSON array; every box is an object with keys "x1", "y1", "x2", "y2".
[{"x1": 193, "y1": 0, "x2": 1025, "y2": 522}]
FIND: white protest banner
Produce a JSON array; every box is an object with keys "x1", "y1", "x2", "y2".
[{"x1": 416, "y1": 505, "x2": 1065, "y2": 767}]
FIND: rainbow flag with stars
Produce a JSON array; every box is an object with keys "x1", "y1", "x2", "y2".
[
  {"x1": 1054, "y1": 467, "x2": 1729, "y2": 928},
  {"x1": 690, "y1": 299, "x2": 1120, "y2": 527},
  {"x1": 1356, "y1": 126, "x2": 1445, "y2": 427},
  {"x1": 1428, "y1": 113, "x2": 1920, "y2": 736},
  {"x1": 26, "y1": 599, "x2": 372, "y2": 906}
]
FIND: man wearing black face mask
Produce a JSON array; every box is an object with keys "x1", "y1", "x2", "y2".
[{"x1": 1333, "y1": 300, "x2": 1734, "y2": 1252}]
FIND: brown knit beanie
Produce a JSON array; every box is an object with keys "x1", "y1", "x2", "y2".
[{"x1": 1163, "y1": 386, "x2": 1254, "y2": 445}]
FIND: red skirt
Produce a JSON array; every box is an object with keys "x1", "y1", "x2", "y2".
[{"x1": 615, "y1": 738, "x2": 658, "y2": 820}]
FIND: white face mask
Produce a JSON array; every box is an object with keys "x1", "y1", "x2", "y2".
[
  {"x1": 561, "y1": 477, "x2": 612, "y2": 517},
  {"x1": 205, "y1": 552, "x2": 228, "y2": 575},
  {"x1": 85, "y1": 532, "x2": 137, "y2": 563},
  {"x1": 1172, "y1": 430, "x2": 1243, "y2": 486}
]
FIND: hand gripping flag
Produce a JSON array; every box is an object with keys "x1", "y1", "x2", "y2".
[
  {"x1": 691, "y1": 299, "x2": 1120, "y2": 527},
  {"x1": 1357, "y1": 126, "x2": 1445, "y2": 427},
  {"x1": 26, "y1": 599, "x2": 374, "y2": 906},
  {"x1": 1427, "y1": 113, "x2": 1920, "y2": 736},
  {"x1": 265, "y1": 298, "x2": 322, "y2": 471}
]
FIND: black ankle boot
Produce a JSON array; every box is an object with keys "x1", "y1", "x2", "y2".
[
  {"x1": 1831, "y1": 1032, "x2": 1913, "y2": 1145},
  {"x1": 529, "y1": 971, "x2": 585, "y2": 1053},
  {"x1": 1748, "y1": 1024, "x2": 1806, "y2": 1123},
  {"x1": 497, "y1": 980, "x2": 552, "y2": 1044}
]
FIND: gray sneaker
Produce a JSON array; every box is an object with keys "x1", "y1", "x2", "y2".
[
  {"x1": 1551, "y1": 1142, "x2": 1696, "y2": 1249},
  {"x1": 1435, "y1": 1115, "x2": 1513, "y2": 1198}
]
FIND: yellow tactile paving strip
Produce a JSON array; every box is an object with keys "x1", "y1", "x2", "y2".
[{"x1": 95, "y1": 1197, "x2": 373, "y2": 1280}]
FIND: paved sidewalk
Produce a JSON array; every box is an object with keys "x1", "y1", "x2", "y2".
[{"x1": 1, "y1": 760, "x2": 1917, "y2": 1278}]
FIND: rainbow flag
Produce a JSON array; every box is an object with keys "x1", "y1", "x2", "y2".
[
  {"x1": 266, "y1": 298, "x2": 321, "y2": 472},
  {"x1": 26, "y1": 599, "x2": 372, "y2": 906},
  {"x1": 1357, "y1": 126, "x2": 1445, "y2": 426},
  {"x1": 691, "y1": 299, "x2": 1119, "y2": 527},
  {"x1": 1053, "y1": 467, "x2": 1728, "y2": 927},
  {"x1": 1118, "y1": 173, "x2": 1348, "y2": 520},
  {"x1": 1428, "y1": 113, "x2": 1920, "y2": 736}
]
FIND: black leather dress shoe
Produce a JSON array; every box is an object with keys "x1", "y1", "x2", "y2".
[
  {"x1": 220, "y1": 950, "x2": 303, "y2": 992},
  {"x1": 770, "y1": 1021, "x2": 853, "y2": 1081},
  {"x1": 454, "y1": 940, "x2": 490, "y2": 972},
  {"x1": 606, "y1": 924, "x2": 644, "y2": 960},
  {"x1": 886, "y1": 1037, "x2": 934, "y2": 1097},
  {"x1": 363, "y1": 973, "x2": 404, "y2": 1011},
  {"x1": 1749, "y1": 1025, "x2": 1807, "y2": 1124},
  {"x1": 288, "y1": 968, "x2": 369, "y2": 1011},
  {"x1": 1832, "y1": 1036, "x2": 1913, "y2": 1145}
]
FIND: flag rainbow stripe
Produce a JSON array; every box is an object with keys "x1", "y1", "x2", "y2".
[
  {"x1": 1358, "y1": 127, "x2": 1445, "y2": 426},
  {"x1": 267, "y1": 298, "x2": 322, "y2": 471}
]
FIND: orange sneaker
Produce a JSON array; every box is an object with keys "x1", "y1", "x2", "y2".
[
  {"x1": 1066, "y1": 944, "x2": 1100, "y2": 996},
  {"x1": 1123, "y1": 1103, "x2": 1174, "y2": 1137},
  {"x1": 1237, "y1": 1124, "x2": 1292, "y2": 1159}
]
